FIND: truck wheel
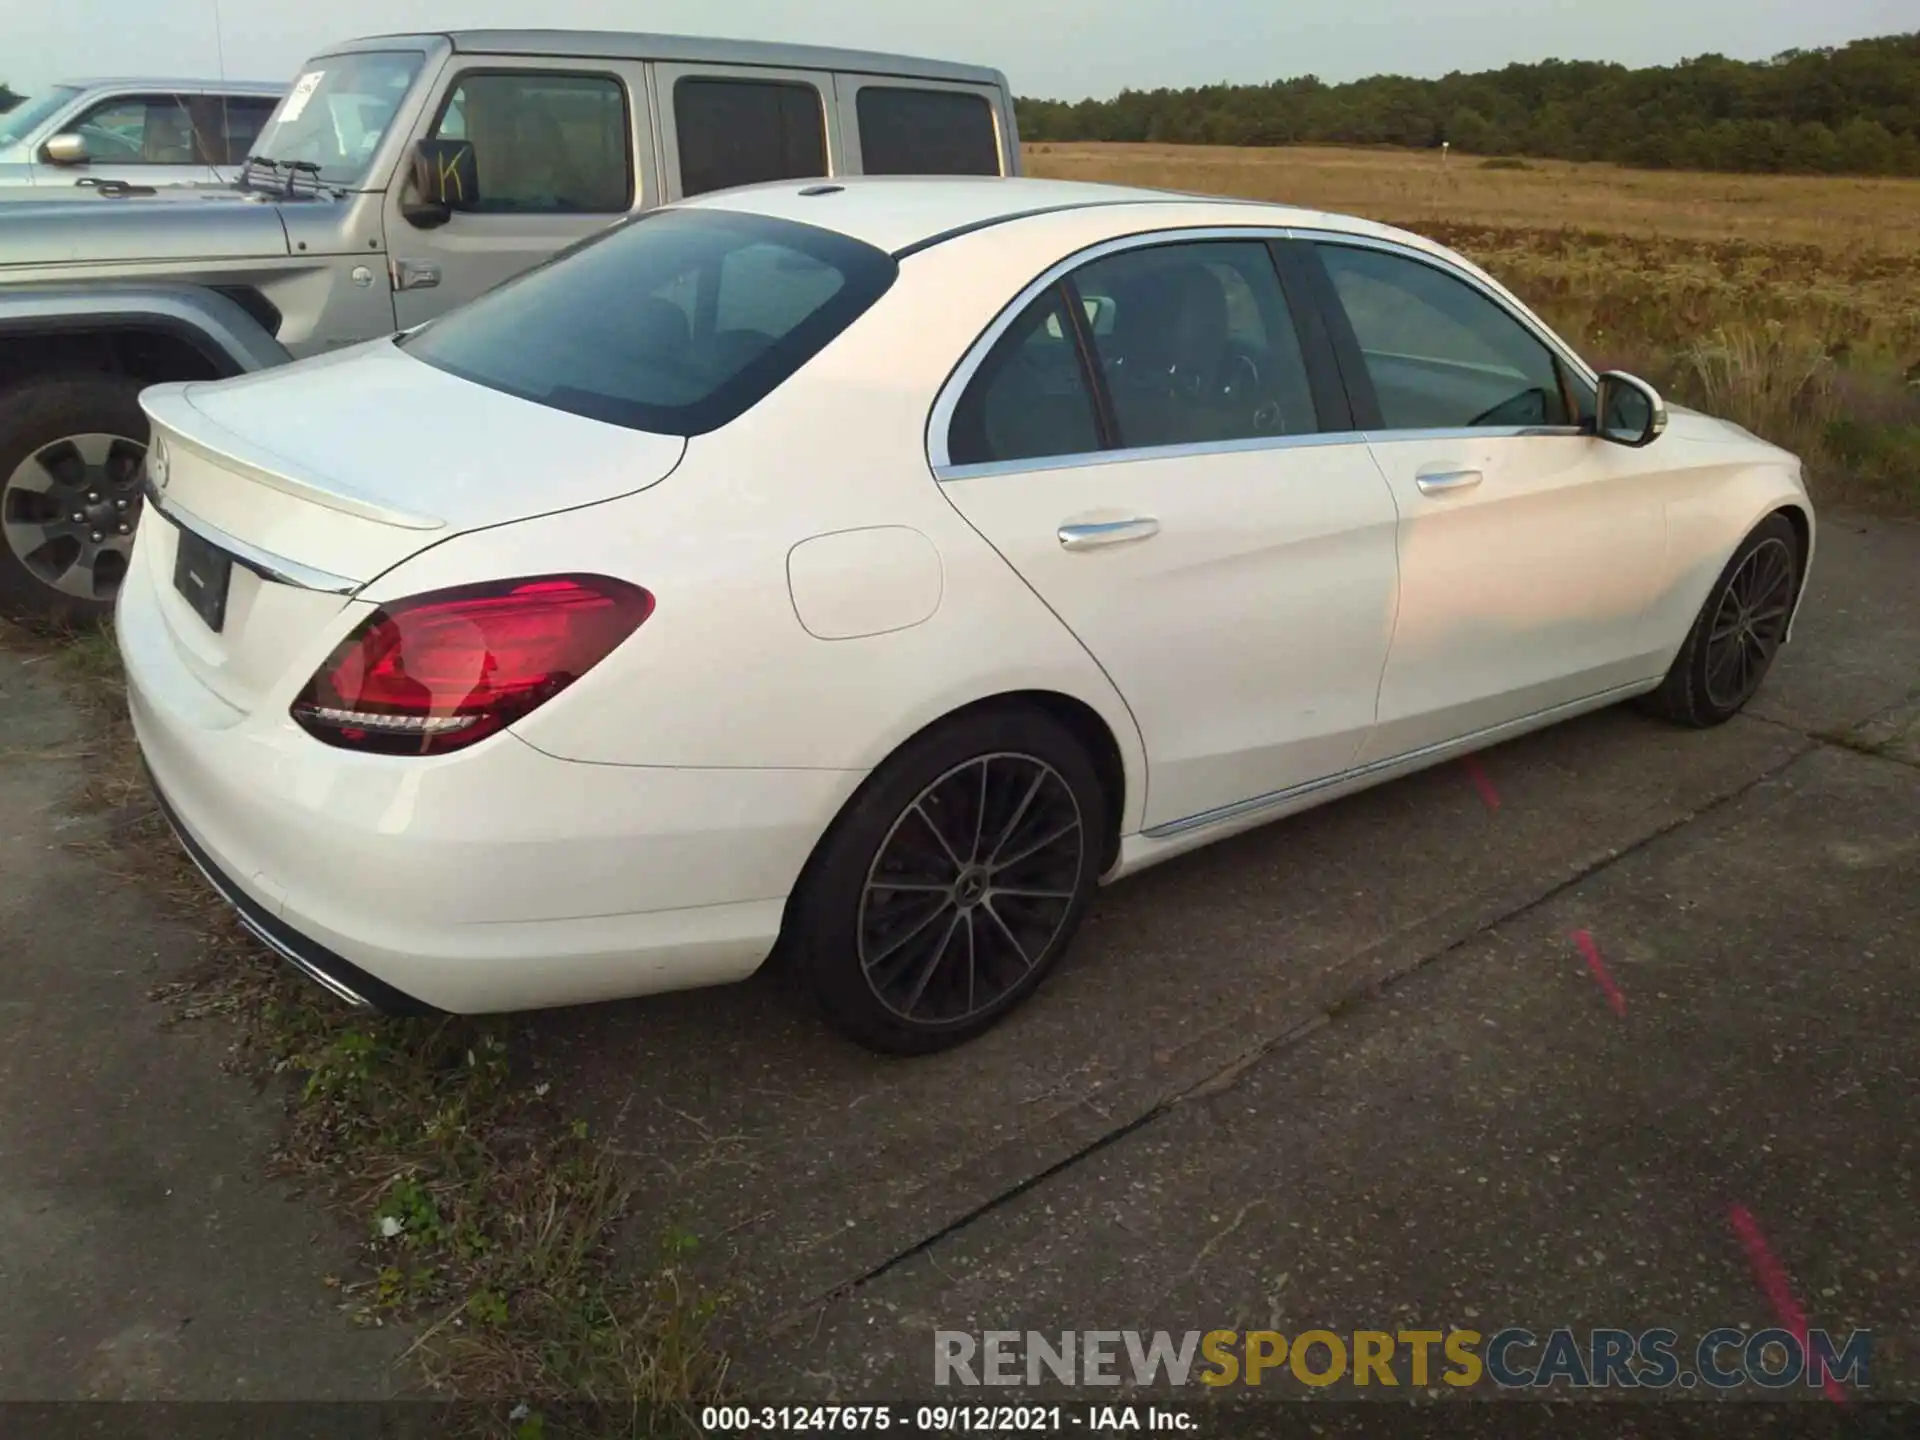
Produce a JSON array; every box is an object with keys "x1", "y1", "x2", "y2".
[{"x1": 0, "y1": 374, "x2": 150, "y2": 628}]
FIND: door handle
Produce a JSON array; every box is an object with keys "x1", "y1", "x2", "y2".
[
  {"x1": 1057, "y1": 517, "x2": 1160, "y2": 550},
  {"x1": 1414, "y1": 467, "x2": 1483, "y2": 495}
]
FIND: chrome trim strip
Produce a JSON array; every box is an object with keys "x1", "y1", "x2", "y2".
[
  {"x1": 935, "y1": 424, "x2": 1590, "y2": 483},
  {"x1": 937, "y1": 427, "x2": 1364, "y2": 482},
  {"x1": 1365, "y1": 426, "x2": 1587, "y2": 442},
  {"x1": 143, "y1": 476, "x2": 363, "y2": 597},
  {"x1": 924, "y1": 223, "x2": 1604, "y2": 478},
  {"x1": 1143, "y1": 680, "x2": 1650, "y2": 840},
  {"x1": 155, "y1": 804, "x2": 372, "y2": 1008}
]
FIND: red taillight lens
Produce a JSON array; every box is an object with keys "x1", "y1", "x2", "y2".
[{"x1": 291, "y1": 575, "x2": 654, "y2": 756}]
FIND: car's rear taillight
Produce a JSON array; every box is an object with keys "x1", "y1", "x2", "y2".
[{"x1": 291, "y1": 575, "x2": 654, "y2": 756}]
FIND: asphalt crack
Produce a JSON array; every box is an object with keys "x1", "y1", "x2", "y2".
[{"x1": 765, "y1": 727, "x2": 1831, "y2": 1337}]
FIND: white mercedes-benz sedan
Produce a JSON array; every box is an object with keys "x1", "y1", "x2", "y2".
[{"x1": 118, "y1": 176, "x2": 1815, "y2": 1053}]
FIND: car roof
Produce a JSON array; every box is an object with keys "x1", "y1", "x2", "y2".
[
  {"x1": 328, "y1": 29, "x2": 1005, "y2": 87},
  {"x1": 674, "y1": 175, "x2": 1419, "y2": 261},
  {"x1": 52, "y1": 78, "x2": 284, "y2": 95}
]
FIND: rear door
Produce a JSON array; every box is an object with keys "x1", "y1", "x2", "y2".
[
  {"x1": 387, "y1": 59, "x2": 647, "y2": 328},
  {"x1": 933, "y1": 233, "x2": 1401, "y2": 833},
  {"x1": 653, "y1": 63, "x2": 838, "y2": 200},
  {"x1": 835, "y1": 75, "x2": 1010, "y2": 177},
  {"x1": 1299, "y1": 236, "x2": 1670, "y2": 765}
]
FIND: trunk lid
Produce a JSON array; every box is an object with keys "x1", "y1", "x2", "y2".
[{"x1": 137, "y1": 338, "x2": 688, "y2": 716}]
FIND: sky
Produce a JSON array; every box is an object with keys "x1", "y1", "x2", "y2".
[{"x1": 2, "y1": 0, "x2": 1911, "y2": 100}]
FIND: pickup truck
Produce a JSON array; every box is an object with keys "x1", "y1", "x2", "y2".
[{"x1": 0, "y1": 28, "x2": 1020, "y2": 624}]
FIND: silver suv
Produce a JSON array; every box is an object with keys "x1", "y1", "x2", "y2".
[
  {"x1": 0, "y1": 78, "x2": 285, "y2": 192},
  {"x1": 0, "y1": 29, "x2": 1019, "y2": 624}
]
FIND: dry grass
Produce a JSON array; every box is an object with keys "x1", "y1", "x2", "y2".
[
  {"x1": 14, "y1": 623, "x2": 727, "y2": 1438},
  {"x1": 1027, "y1": 141, "x2": 1920, "y2": 512}
]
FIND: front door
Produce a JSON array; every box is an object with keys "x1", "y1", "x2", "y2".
[
  {"x1": 934, "y1": 236, "x2": 1402, "y2": 832},
  {"x1": 1303, "y1": 239, "x2": 1670, "y2": 764},
  {"x1": 387, "y1": 61, "x2": 647, "y2": 329}
]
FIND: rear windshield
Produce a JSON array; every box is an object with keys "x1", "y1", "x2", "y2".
[{"x1": 401, "y1": 208, "x2": 897, "y2": 436}]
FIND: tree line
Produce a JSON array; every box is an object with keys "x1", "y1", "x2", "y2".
[{"x1": 1015, "y1": 32, "x2": 1920, "y2": 176}]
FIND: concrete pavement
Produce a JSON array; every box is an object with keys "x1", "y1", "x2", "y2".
[
  {"x1": 0, "y1": 643, "x2": 406, "y2": 1400},
  {"x1": 0, "y1": 515, "x2": 1913, "y2": 1407}
]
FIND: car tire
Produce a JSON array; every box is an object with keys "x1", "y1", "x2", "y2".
[
  {"x1": 790, "y1": 704, "x2": 1109, "y2": 1056},
  {"x1": 1638, "y1": 513, "x2": 1801, "y2": 729},
  {"x1": 0, "y1": 373, "x2": 151, "y2": 629}
]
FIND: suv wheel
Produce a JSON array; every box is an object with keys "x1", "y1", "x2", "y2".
[{"x1": 0, "y1": 375, "x2": 150, "y2": 627}]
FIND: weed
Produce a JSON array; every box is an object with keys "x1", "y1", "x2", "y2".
[{"x1": 24, "y1": 627, "x2": 727, "y2": 1437}]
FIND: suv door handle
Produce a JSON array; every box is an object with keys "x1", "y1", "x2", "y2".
[
  {"x1": 1058, "y1": 517, "x2": 1160, "y2": 550},
  {"x1": 1414, "y1": 467, "x2": 1483, "y2": 495}
]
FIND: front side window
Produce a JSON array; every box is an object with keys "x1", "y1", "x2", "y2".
[
  {"x1": 402, "y1": 208, "x2": 896, "y2": 436},
  {"x1": 948, "y1": 286, "x2": 1103, "y2": 466},
  {"x1": 856, "y1": 87, "x2": 1000, "y2": 176},
  {"x1": 430, "y1": 72, "x2": 631, "y2": 214},
  {"x1": 1073, "y1": 241, "x2": 1319, "y2": 448},
  {"x1": 71, "y1": 95, "x2": 203, "y2": 165},
  {"x1": 674, "y1": 77, "x2": 827, "y2": 198},
  {"x1": 249, "y1": 50, "x2": 426, "y2": 188},
  {"x1": 1317, "y1": 243, "x2": 1575, "y2": 430}
]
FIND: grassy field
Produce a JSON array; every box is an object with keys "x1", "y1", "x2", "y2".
[{"x1": 1027, "y1": 142, "x2": 1920, "y2": 512}]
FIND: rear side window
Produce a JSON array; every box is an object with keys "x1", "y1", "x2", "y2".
[
  {"x1": 401, "y1": 208, "x2": 897, "y2": 436},
  {"x1": 856, "y1": 87, "x2": 1001, "y2": 176},
  {"x1": 947, "y1": 286, "x2": 1102, "y2": 466},
  {"x1": 219, "y1": 97, "x2": 279, "y2": 165},
  {"x1": 674, "y1": 78, "x2": 827, "y2": 198}
]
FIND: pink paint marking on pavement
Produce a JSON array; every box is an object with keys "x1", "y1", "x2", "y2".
[
  {"x1": 1727, "y1": 1202, "x2": 1849, "y2": 1404},
  {"x1": 1461, "y1": 754, "x2": 1501, "y2": 812},
  {"x1": 1569, "y1": 929, "x2": 1627, "y2": 1016}
]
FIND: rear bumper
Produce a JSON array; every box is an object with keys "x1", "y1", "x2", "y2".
[
  {"x1": 118, "y1": 550, "x2": 865, "y2": 1014},
  {"x1": 144, "y1": 762, "x2": 439, "y2": 1015}
]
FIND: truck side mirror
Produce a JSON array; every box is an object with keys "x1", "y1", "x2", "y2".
[
  {"x1": 42, "y1": 133, "x2": 89, "y2": 166},
  {"x1": 401, "y1": 138, "x2": 478, "y2": 229}
]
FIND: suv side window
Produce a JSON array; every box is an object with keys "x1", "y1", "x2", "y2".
[
  {"x1": 673, "y1": 77, "x2": 828, "y2": 198},
  {"x1": 1316, "y1": 243, "x2": 1576, "y2": 430},
  {"x1": 1074, "y1": 241, "x2": 1320, "y2": 449},
  {"x1": 219, "y1": 97, "x2": 280, "y2": 166},
  {"x1": 69, "y1": 94, "x2": 204, "y2": 164},
  {"x1": 855, "y1": 87, "x2": 1000, "y2": 176},
  {"x1": 948, "y1": 286, "x2": 1102, "y2": 466},
  {"x1": 431, "y1": 72, "x2": 631, "y2": 214}
]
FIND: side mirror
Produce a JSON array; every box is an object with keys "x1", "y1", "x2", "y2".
[
  {"x1": 1593, "y1": 370, "x2": 1668, "y2": 448},
  {"x1": 42, "y1": 133, "x2": 88, "y2": 166},
  {"x1": 400, "y1": 138, "x2": 478, "y2": 229}
]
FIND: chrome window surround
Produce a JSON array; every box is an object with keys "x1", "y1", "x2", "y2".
[{"x1": 925, "y1": 224, "x2": 1600, "y2": 483}]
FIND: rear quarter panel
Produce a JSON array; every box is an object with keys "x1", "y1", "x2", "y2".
[{"x1": 356, "y1": 210, "x2": 1172, "y2": 835}]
